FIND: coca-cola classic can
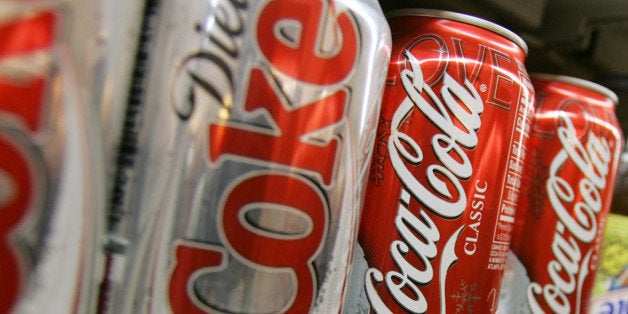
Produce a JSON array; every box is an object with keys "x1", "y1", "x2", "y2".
[
  {"x1": 0, "y1": 2, "x2": 104, "y2": 313},
  {"x1": 346, "y1": 9, "x2": 535, "y2": 313},
  {"x1": 101, "y1": 0, "x2": 391, "y2": 313},
  {"x1": 509, "y1": 75, "x2": 623, "y2": 314}
]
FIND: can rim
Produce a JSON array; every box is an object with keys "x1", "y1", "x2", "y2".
[
  {"x1": 532, "y1": 73, "x2": 619, "y2": 105},
  {"x1": 386, "y1": 9, "x2": 528, "y2": 56}
]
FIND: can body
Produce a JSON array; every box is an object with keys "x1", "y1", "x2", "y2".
[
  {"x1": 347, "y1": 9, "x2": 534, "y2": 313},
  {"x1": 102, "y1": 0, "x2": 391, "y2": 313},
  {"x1": 0, "y1": 2, "x2": 104, "y2": 313},
  {"x1": 509, "y1": 75, "x2": 623, "y2": 314}
]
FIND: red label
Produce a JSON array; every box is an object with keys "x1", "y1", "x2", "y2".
[
  {"x1": 0, "y1": 12, "x2": 55, "y2": 132},
  {"x1": 0, "y1": 10, "x2": 55, "y2": 313},
  {"x1": 168, "y1": 241, "x2": 226, "y2": 314},
  {"x1": 219, "y1": 172, "x2": 327, "y2": 312},
  {"x1": 0, "y1": 134, "x2": 35, "y2": 313},
  {"x1": 256, "y1": 0, "x2": 357, "y2": 85},
  {"x1": 208, "y1": 68, "x2": 347, "y2": 185},
  {"x1": 359, "y1": 14, "x2": 532, "y2": 313},
  {"x1": 512, "y1": 78, "x2": 623, "y2": 314},
  {"x1": 167, "y1": 0, "x2": 359, "y2": 312}
]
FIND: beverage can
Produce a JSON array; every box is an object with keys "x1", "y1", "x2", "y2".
[
  {"x1": 508, "y1": 74, "x2": 623, "y2": 314},
  {"x1": 101, "y1": 0, "x2": 391, "y2": 312},
  {"x1": 0, "y1": 2, "x2": 104, "y2": 313},
  {"x1": 346, "y1": 9, "x2": 535, "y2": 313}
]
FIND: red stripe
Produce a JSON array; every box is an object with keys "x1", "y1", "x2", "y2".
[{"x1": 0, "y1": 11, "x2": 56, "y2": 58}]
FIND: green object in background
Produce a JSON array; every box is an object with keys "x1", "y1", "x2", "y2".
[{"x1": 594, "y1": 213, "x2": 628, "y2": 296}]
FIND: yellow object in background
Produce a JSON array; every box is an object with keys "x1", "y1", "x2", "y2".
[{"x1": 591, "y1": 213, "x2": 628, "y2": 313}]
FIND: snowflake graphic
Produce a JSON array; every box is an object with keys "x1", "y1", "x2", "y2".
[{"x1": 450, "y1": 280, "x2": 481, "y2": 313}]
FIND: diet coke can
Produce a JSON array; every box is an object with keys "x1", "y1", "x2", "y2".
[
  {"x1": 0, "y1": 2, "x2": 104, "y2": 313},
  {"x1": 101, "y1": 0, "x2": 391, "y2": 313},
  {"x1": 507, "y1": 74, "x2": 623, "y2": 314},
  {"x1": 345, "y1": 9, "x2": 535, "y2": 313}
]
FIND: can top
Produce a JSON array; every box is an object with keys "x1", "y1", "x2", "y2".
[
  {"x1": 386, "y1": 9, "x2": 528, "y2": 56},
  {"x1": 532, "y1": 73, "x2": 619, "y2": 105}
]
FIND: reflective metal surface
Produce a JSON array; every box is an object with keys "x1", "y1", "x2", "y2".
[{"x1": 101, "y1": 0, "x2": 391, "y2": 312}]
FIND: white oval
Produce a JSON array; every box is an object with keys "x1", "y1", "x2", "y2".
[{"x1": 239, "y1": 203, "x2": 314, "y2": 240}]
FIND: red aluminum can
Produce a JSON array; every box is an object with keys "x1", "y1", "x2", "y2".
[
  {"x1": 508, "y1": 75, "x2": 623, "y2": 314},
  {"x1": 346, "y1": 9, "x2": 534, "y2": 313},
  {"x1": 100, "y1": 0, "x2": 391, "y2": 313}
]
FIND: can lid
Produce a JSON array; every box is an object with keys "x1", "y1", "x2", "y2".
[
  {"x1": 532, "y1": 73, "x2": 619, "y2": 105},
  {"x1": 386, "y1": 9, "x2": 528, "y2": 56}
]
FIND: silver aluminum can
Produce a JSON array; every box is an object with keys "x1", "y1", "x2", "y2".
[
  {"x1": 102, "y1": 0, "x2": 391, "y2": 313},
  {"x1": 0, "y1": 1, "x2": 104, "y2": 313}
]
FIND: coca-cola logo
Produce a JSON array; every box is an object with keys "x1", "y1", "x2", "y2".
[
  {"x1": 526, "y1": 113, "x2": 613, "y2": 313},
  {"x1": 0, "y1": 132, "x2": 47, "y2": 313},
  {"x1": 0, "y1": 134, "x2": 32, "y2": 313},
  {"x1": 0, "y1": 11, "x2": 54, "y2": 313},
  {"x1": 365, "y1": 50, "x2": 483, "y2": 313},
  {"x1": 171, "y1": 0, "x2": 246, "y2": 121},
  {"x1": 167, "y1": 0, "x2": 359, "y2": 312}
]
